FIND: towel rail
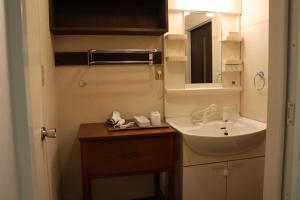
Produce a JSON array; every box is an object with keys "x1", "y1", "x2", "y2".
[
  {"x1": 87, "y1": 49, "x2": 157, "y2": 66},
  {"x1": 88, "y1": 60, "x2": 151, "y2": 65},
  {"x1": 55, "y1": 49, "x2": 161, "y2": 66}
]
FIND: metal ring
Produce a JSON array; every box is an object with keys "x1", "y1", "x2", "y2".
[{"x1": 253, "y1": 71, "x2": 266, "y2": 91}]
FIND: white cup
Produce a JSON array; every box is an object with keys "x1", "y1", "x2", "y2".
[{"x1": 150, "y1": 111, "x2": 161, "y2": 126}]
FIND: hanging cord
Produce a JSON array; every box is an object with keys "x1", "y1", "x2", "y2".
[{"x1": 78, "y1": 67, "x2": 91, "y2": 88}]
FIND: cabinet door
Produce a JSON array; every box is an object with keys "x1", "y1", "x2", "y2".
[
  {"x1": 183, "y1": 162, "x2": 227, "y2": 200},
  {"x1": 227, "y1": 157, "x2": 265, "y2": 200}
]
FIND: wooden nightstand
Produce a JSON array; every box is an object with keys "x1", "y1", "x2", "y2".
[{"x1": 78, "y1": 123, "x2": 177, "y2": 200}]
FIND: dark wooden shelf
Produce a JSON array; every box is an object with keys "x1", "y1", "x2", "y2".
[
  {"x1": 50, "y1": 0, "x2": 168, "y2": 35},
  {"x1": 51, "y1": 27, "x2": 168, "y2": 36}
]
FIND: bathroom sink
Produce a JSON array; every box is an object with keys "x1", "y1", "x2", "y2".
[{"x1": 167, "y1": 117, "x2": 266, "y2": 156}]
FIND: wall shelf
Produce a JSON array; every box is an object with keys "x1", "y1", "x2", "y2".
[
  {"x1": 222, "y1": 64, "x2": 243, "y2": 72},
  {"x1": 165, "y1": 56, "x2": 188, "y2": 62},
  {"x1": 49, "y1": 0, "x2": 168, "y2": 35},
  {"x1": 165, "y1": 34, "x2": 188, "y2": 40},
  {"x1": 223, "y1": 59, "x2": 243, "y2": 65},
  {"x1": 165, "y1": 87, "x2": 243, "y2": 96},
  {"x1": 221, "y1": 37, "x2": 243, "y2": 42}
]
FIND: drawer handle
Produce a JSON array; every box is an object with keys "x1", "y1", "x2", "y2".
[{"x1": 119, "y1": 152, "x2": 140, "y2": 160}]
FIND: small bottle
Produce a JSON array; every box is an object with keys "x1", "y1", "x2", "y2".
[{"x1": 222, "y1": 106, "x2": 229, "y2": 121}]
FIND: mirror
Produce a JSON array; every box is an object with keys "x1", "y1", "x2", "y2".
[{"x1": 185, "y1": 12, "x2": 222, "y2": 84}]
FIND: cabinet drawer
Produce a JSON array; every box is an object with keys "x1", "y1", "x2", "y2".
[{"x1": 85, "y1": 136, "x2": 173, "y2": 176}]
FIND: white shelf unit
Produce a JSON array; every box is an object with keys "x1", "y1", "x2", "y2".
[
  {"x1": 166, "y1": 56, "x2": 188, "y2": 62},
  {"x1": 221, "y1": 32, "x2": 243, "y2": 87},
  {"x1": 164, "y1": 34, "x2": 187, "y2": 89},
  {"x1": 165, "y1": 34, "x2": 188, "y2": 41},
  {"x1": 221, "y1": 38, "x2": 242, "y2": 64},
  {"x1": 164, "y1": 34, "x2": 187, "y2": 58},
  {"x1": 221, "y1": 38, "x2": 243, "y2": 42},
  {"x1": 222, "y1": 64, "x2": 243, "y2": 72}
]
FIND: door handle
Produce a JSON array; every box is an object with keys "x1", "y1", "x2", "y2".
[{"x1": 41, "y1": 127, "x2": 57, "y2": 141}]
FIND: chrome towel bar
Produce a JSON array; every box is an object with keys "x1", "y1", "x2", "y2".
[{"x1": 87, "y1": 49, "x2": 158, "y2": 66}]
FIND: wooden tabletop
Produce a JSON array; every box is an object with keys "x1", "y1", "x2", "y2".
[{"x1": 78, "y1": 123, "x2": 176, "y2": 141}]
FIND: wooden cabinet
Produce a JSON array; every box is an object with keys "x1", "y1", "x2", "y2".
[
  {"x1": 78, "y1": 123, "x2": 176, "y2": 200},
  {"x1": 182, "y1": 157, "x2": 265, "y2": 200},
  {"x1": 50, "y1": 0, "x2": 168, "y2": 35}
]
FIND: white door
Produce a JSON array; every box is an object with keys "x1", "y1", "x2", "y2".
[
  {"x1": 183, "y1": 163, "x2": 227, "y2": 200},
  {"x1": 227, "y1": 157, "x2": 265, "y2": 200},
  {"x1": 24, "y1": 0, "x2": 59, "y2": 199}
]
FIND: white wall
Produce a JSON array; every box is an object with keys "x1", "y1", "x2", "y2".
[
  {"x1": 241, "y1": 0, "x2": 269, "y2": 123},
  {"x1": 54, "y1": 36, "x2": 163, "y2": 200},
  {"x1": 0, "y1": 0, "x2": 19, "y2": 199}
]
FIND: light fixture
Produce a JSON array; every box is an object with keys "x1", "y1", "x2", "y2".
[
  {"x1": 184, "y1": 11, "x2": 190, "y2": 16},
  {"x1": 206, "y1": 12, "x2": 215, "y2": 17}
]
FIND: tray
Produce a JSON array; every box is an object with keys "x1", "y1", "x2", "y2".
[{"x1": 106, "y1": 120, "x2": 170, "y2": 131}]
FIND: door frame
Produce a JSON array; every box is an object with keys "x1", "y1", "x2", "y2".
[
  {"x1": 281, "y1": 0, "x2": 300, "y2": 199},
  {"x1": 4, "y1": 0, "x2": 37, "y2": 199},
  {"x1": 264, "y1": 0, "x2": 290, "y2": 200}
]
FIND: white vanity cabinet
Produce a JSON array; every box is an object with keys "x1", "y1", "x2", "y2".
[
  {"x1": 182, "y1": 157, "x2": 264, "y2": 200},
  {"x1": 183, "y1": 162, "x2": 227, "y2": 200},
  {"x1": 227, "y1": 157, "x2": 265, "y2": 200}
]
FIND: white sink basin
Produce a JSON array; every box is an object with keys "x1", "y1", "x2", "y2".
[{"x1": 167, "y1": 117, "x2": 266, "y2": 156}]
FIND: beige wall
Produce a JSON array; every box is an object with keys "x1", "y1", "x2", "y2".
[
  {"x1": 240, "y1": 0, "x2": 269, "y2": 122},
  {"x1": 55, "y1": 36, "x2": 163, "y2": 200},
  {"x1": 37, "y1": 0, "x2": 61, "y2": 198},
  {"x1": 55, "y1": 1, "x2": 242, "y2": 199},
  {"x1": 0, "y1": 0, "x2": 19, "y2": 199}
]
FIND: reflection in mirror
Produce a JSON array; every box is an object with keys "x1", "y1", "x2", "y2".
[{"x1": 185, "y1": 12, "x2": 222, "y2": 84}]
